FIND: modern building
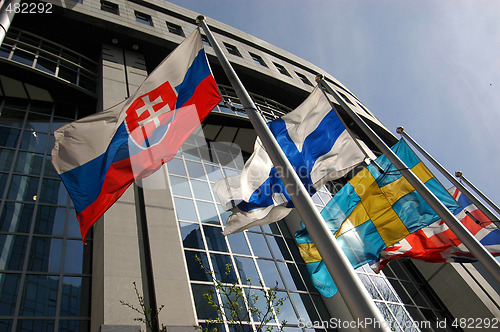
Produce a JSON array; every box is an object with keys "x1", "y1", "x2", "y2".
[{"x1": 0, "y1": 1, "x2": 498, "y2": 331}]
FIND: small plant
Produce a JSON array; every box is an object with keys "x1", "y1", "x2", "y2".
[
  {"x1": 194, "y1": 255, "x2": 287, "y2": 332},
  {"x1": 120, "y1": 281, "x2": 167, "y2": 332}
]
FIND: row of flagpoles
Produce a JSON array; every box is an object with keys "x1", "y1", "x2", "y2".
[
  {"x1": 196, "y1": 16, "x2": 391, "y2": 331},
  {"x1": 195, "y1": 16, "x2": 500, "y2": 331},
  {"x1": 42, "y1": 9, "x2": 500, "y2": 330}
]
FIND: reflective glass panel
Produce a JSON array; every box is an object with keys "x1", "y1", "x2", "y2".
[
  {"x1": 203, "y1": 225, "x2": 228, "y2": 252},
  {"x1": 174, "y1": 198, "x2": 197, "y2": 221},
  {"x1": 196, "y1": 201, "x2": 219, "y2": 224},
  {"x1": 14, "y1": 151, "x2": 44, "y2": 175},
  {"x1": 0, "y1": 202, "x2": 33, "y2": 233},
  {"x1": 0, "y1": 127, "x2": 20, "y2": 148},
  {"x1": 0, "y1": 234, "x2": 28, "y2": 270},
  {"x1": 8, "y1": 175, "x2": 39, "y2": 201},
  {"x1": 191, "y1": 180, "x2": 212, "y2": 201},
  {"x1": 186, "y1": 161, "x2": 206, "y2": 180},
  {"x1": 33, "y1": 205, "x2": 65, "y2": 236},
  {"x1": 20, "y1": 275, "x2": 59, "y2": 316},
  {"x1": 191, "y1": 284, "x2": 219, "y2": 320},
  {"x1": 170, "y1": 175, "x2": 191, "y2": 198},
  {"x1": 16, "y1": 319, "x2": 54, "y2": 332},
  {"x1": 64, "y1": 240, "x2": 84, "y2": 274},
  {"x1": 226, "y1": 231, "x2": 250, "y2": 255},
  {"x1": 211, "y1": 253, "x2": 237, "y2": 283},
  {"x1": 0, "y1": 149, "x2": 14, "y2": 171},
  {"x1": 19, "y1": 130, "x2": 47, "y2": 153},
  {"x1": 0, "y1": 273, "x2": 20, "y2": 315},
  {"x1": 39, "y1": 178, "x2": 67, "y2": 205},
  {"x1": 246, "y1": 232, "x2": 272, "y2": 258},
  {"x1": 277, "y1": 262, "x2": 305, "y2": 291},
  {"x1": 60, "y1": 276, "x2": 90, "y2": 317},
  {"x1": 185, "y1": 251, "x2": 210, "y2": 282},
  {"x1": 256, "y1": 259, "x2": 283, "y2": 289},
  {"x1": 167, "y1": 158, "x2": 186, "y2": 176},
  {"x1": 179, "y1": 222, "x2": 204, "y2": 250},
  {"x1": 27, "y1": 237, "x2": 62, "y2": 272},
  {"x1": 233, "y1": 256, "x2": 260, "y2": 286}
]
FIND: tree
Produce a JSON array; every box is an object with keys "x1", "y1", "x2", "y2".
[
  {"x1": 120, "y1": 281, "x2": 166, "y2": 332},
  {"x1": 194, "y1": 255, "x2": 287, "y2": 332}
]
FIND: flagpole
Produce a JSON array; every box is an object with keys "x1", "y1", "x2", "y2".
[
  {"x1": 197, "y1": 16, "x2": 390, "y2": 332},
  {"x1": 0, "y1": 0, "x2": 21, "y2": 45},
  {"x1": 317, "y1": 76, "x2": 500, "y2": 285},
  {"x1": 396, "y1": 127, "x2": 500, "y2": 228},
  {"x1": 455, "y1": 171, "x2": 500, "y2": 217}
]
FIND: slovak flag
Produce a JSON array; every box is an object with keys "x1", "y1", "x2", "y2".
[{"x1": 51, "y1": 29, "x2": 221, "y2": 241}]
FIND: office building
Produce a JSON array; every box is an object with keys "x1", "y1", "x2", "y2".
[{"x1": 0, "y1": 1, "x2": 498, "y2": 331}]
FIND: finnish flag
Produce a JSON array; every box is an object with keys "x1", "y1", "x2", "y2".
[{"x1": 214, "y1": 87, "x2": 371, "y2": 235}]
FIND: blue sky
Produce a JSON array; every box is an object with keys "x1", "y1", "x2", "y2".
[{"x1": 168, "y1": 0, "x2": 500, "y2": 206}]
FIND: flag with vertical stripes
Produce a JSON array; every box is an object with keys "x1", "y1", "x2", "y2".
[{"x1": 295, "y1": 139, "x2": 461, "y2": 297}]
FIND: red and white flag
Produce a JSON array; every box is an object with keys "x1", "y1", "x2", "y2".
[{"x1": 371, "y1": 187, "x2": 500, "y2": 272}]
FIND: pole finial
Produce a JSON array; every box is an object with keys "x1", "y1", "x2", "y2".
[
  {"x1": 455, "y1": 171, "x2": 463, "y2": 178},
  {"x1": 315, "y1": 74, "x2": 324, "y2": 83},
  {"x1": 196, "y1": 15, "x2": 205, "y2": 25},
  {"x1": 396, "y1": 126, "x2": 404, "y2": 134}
]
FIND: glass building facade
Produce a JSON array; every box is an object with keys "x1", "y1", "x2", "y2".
[
  {"x1": 0, "y1": 1, "x2": 492, "y2": 331},
  {"x1": 0, "y1": 86, "x2": 93, "y2": 330}
]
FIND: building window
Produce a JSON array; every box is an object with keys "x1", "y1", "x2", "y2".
[
  {"x1": 273, "y1": 62, "x2": 291, "y2": 77},
  {"x1": 100, "y1": 0, "x2": 119, "y2": 15},
  {"x1": 223, "y1": 42, "x2": 242, "y2": 57},
  {"x1": 249, "y1": 52, "x2": 267, "y2": 67},
  {"x1": 201, "y1": 35, "x2": 211, "y2": 47},
  {"x1": 166, "y1": 21, "x2": 185, "y2": 37},
  {"x1": 135, "y1": 11, "x2": 153, "y2": 26},
  {"x1": 295, "y1": 72, "x2": 312, "y2": 86}
]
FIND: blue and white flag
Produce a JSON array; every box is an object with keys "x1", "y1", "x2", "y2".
[{"x1": 214, "y1": 87, "x2": 370, "y2": 235}]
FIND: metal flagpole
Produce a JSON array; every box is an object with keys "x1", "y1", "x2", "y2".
[
  {"x1": 317, "y1": 75, "x2": 500, "y2": 285},
  {"x1": 455, "y1": 171, "x2": 500, "y2": 217},
  {"x1": 0, "y1": 0, "x2": 21, "y2": 45},
  {"x1": 397, "y1": 127, "x2": 500, "y2": 228},
  {"x1": 196, "y1": 16, "x2": 391, "y2": 332}
]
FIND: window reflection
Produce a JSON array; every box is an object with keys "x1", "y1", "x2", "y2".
[
  {"x1": 0, "y1": 273, "x2": 20, "y2": 315},
  {"x1": 0, "y1": 202, "x2": 33, "y2": 233},
  {"x1": 20, "y1": 275, "x2": 59, "y2": 316},
  {"x1": 16, "y1": 319, "x2": 55, "y2": 332},
  {"x1": 233, "y1": 256, "x2": 260, "y2": 286},
  {"x1": 0, "y1": 234, "x2": 28, "y2": 270},
  {"x1": 170, "y1": 175, "x2": 192, "y2": 198},
  {"x1": 226, "y1": 232, "x2": 250, "y2": 255},
  {"x1": 257, "y1": 259, "x2": 283, "y2": 289},
  {"x1": 34, "y1": 206, "x2": 65, "y2": 236},
  {"x1": 185, "y1": 251, "x2": 210, "y2": 282},
  {"x1": 27, "y1": 237, "x2": 62, "y2": 273},
  {"x1": 174, "y1": 198, "x2": 197, "y2": 221},
  {"x1": 0, "y1": 126, "x2": 20, "y2": 148},
  {"x1": 211, "y1": 254, "x2": 237, "y2": 284},
  {"x1": 64, "y1": 240, "x2": 84, "y2": 274},
  {"x1": 179, "y1": 222, "x2": 204, "y2": 250},
  {"x1": 246, "y1": 232, "x2": 272, "y2": 258},
  {"x1": 203, "y1": 225, "x2": 228, "y2": 252},
  {"x1": 8, "y1": 175, "x2": 39, "y2": 201},
  {"x1": 197, "y1": 201, "x2": 219, "y2": 225}
]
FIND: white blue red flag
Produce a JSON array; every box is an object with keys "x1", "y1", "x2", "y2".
[
  {"x1": 214, "y1": 87, "x2": 370, "y2": 235},
  {"x1": 51, "y1": 29, "x2": 221, "y2": 240},
  {"x1": 371, "y1": 187, "x2": 500, "y2": 272}
]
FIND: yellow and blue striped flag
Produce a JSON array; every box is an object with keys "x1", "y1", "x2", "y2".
[{"x1": 295, "y1": 139, "x2": 460, "y2": 297}]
